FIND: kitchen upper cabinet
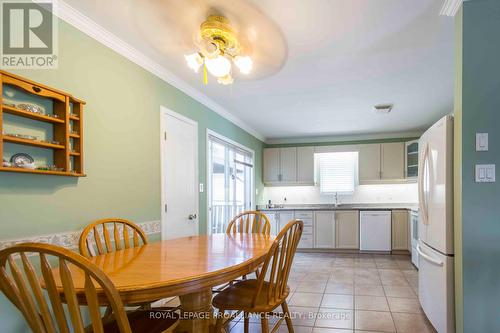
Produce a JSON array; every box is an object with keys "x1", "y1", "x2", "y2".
[
  {"x1": 359, "y1": 144, "x2": 381, "y2": 182},
  {"x1": 381, "y1": 142, "x2": 405, "y2": 180},
  {"x1": 314, "y1": 211, "x2": 335, "y2": 248},
  {"x1": 392, "y1": 210, "x2": 409, "y2": 250},
  {"x1": 335, "y1": 210, "x2": 359, "y2": 249},
  {"x1": 263, "y1": 148, "x2": 280, "y2": 184},
  {"x1": 279, "y1": 147, "x2": 297, "y2": 183},
  {"x1": 358, "y1": 143, "x2": 405, "y2": 183},
  {"x1": 296, "y1": 146, "x2": 315, "y2": 185},
  {"x1": 263, "y1": 146, "x2": 315, "y2": 185}
]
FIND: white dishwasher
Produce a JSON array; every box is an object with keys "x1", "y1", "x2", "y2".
[{"x1": 360, "y1": 211, "x2": 392, "y2": 251}]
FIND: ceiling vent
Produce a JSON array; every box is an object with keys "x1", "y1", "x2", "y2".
[{"x1": 373, "y1": 104, "x2": 393, "y2": 114}]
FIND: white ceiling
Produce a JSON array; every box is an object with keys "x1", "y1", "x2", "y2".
[{"x1": 62, "y1": 0, "x2": 455, "y2": 141}]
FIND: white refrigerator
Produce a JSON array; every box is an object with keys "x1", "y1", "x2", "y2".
[{"x1": 417, "y1": 115, "x2": 455, "y2": 333}]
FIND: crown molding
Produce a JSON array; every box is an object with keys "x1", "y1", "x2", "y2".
[
  {"x1": 439, "y1": 0, "x2": 463, "y2": 17},
  {"x1": 265, "y1": 131, "x2": 423, "y2": 145},
  {"x1": 54, "y1": 0, "x2": 265, "y2": 142}
]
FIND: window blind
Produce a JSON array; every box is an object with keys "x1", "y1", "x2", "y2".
[{"x1": 318, "y1": 152, "x2": 358, "y2": 194}]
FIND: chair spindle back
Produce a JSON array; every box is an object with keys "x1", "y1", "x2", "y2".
[
  {"x1": 226, "y1": 211, "x2": 271, "y2": 235},
  {"x1": 0, "y1": 243, "x2": 132, "y2": 333}
]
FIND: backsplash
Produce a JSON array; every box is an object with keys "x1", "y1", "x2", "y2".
[{"x1": 261, "y1": 183, "x2": 418, "y2": 205}]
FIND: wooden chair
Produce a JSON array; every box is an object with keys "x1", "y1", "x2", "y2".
[
  {"x1": 226, "y1": 211, "x2": 271, "y2": 235},
  {"x1": 0, "y1": 243, "x2": 178, "y2": 333},
  {"x1": 212, "y1": 211, "x2": 272, "y2": 294},
  {"x1": 79, "y1": 218, "x2": 148, "y2": 258},
  {"x1": 213, "y1": 219, "x2": 304, "y2": 333}
]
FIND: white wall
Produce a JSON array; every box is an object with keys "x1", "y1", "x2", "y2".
[{"x1": 262, "y1": 183, "x2": 418, "y2": 205}]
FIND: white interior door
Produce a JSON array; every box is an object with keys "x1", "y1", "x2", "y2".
[{"x1": 160, "y1": 107, "x2": 198, "y2": 239}]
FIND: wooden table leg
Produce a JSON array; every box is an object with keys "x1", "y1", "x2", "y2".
[{"x1": 175, "y1": 288, "x2": 213, "y2": 333}]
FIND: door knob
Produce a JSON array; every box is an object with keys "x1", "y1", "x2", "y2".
[{"x1": 188, "y1": 214, "x2": 197, "y2": 220}]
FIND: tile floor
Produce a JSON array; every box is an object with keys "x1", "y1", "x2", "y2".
[{"x1": 222, "y1": 252, "x2": 435, "y2": 333}]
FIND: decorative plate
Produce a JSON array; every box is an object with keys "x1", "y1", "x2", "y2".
[
  {"x1": 16, "y1": 103, "x2": 45, "y2": 114},
  {"x1": 10, "y1": 153, "x2": 34, "y2": 166}
]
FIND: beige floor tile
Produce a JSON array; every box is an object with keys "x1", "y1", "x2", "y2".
[
  {"x1": 325, "y1": 283, "x2": 354, "y2": 295},
  {"x1": 289, "y1": 292, "x2": 324, "y2": 307},
  {"x1": 354, "y1": 285, "x2": 385, "y2": 296},
  {"x1": 387, "y1": 297, "x2": 423, "y2": 314},
  {"x1": 321, "y1": 294, "x2": 354, "y2": 309},
  {"x1": 354, "y1": 275, "x2": 382, "y2": 286},
  {"x1": 313, "y1": 328, "x2": 354, "y2": 332},
  {"x1": 288, "y1": 306, "x2": 320, "y2": 326},
  {"x1": 375, "y1": 262, "x2": 400, "y2": 269},
  {"x1": 383, "y1": 286, "x2": 417, "y2": 298},
  {"x1": 354, "y1": 295, "x2": 389, "y2": 311},
  {"x1": 380, "y1": 275, "x2": 410, "y2": 287},
  {"x1": 354, "y1": 310, "x2": 396, "y2": 332},
  {"x1": 391, "y1": 312, "x2": 435, "y2": 333},
  {"x1": 315, "y1": 308, "x2": 354, "y2": 329},
  {"x1": 297, "y1": 280, "x2": 328, "y2": 293}
]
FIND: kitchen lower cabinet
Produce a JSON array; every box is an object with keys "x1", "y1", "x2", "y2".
[
  {"x1": 335, "y1": 210, "x2": 359, "y2": 249},
  {"x1": 392, "y1": 210, "x2": 409, "y2": 250},
  {"x1": 295, "y1": 211, "x2": 314, "y2": 248},
  {"x1": 278, "y1": 211, "x2": 295, "y2": 233},
  {"x1": 314, "y1": 211, "x2": 335, "y2": 248}
]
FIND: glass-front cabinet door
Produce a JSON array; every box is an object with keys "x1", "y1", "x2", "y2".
[{"x1": 406, "y1": 140, "x2": 419, "y2": 179}]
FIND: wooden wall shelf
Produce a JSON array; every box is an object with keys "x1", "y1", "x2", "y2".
[{"x1": 0, "y1": 70, "x2": 86, "y2": 177}]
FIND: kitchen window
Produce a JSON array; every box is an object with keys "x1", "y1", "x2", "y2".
[{"x1": 316, "y1": 151, "x2": 358, "y2": 194}]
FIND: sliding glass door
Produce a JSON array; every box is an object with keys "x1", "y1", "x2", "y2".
[{"x1": 208, "y1": 133, "x2": 253, "y2": 234}]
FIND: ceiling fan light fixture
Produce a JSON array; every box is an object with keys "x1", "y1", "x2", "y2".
[
  {"x1": 184, "y1": 53, "x2": 203, "y2": 73},
  {"x1": 234, "y1": 55, "x2": 253, "y2": 74},
  {"x1": 217, "y1": 74, "x2": 234, "y2": 85},
  {"x1": 205, "y1": 55, "x2": 232, "y2": 77}
]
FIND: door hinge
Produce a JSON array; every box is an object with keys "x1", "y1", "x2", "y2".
[
  {"x1": 164, "y1": 204, "x2": 168, "y2": 213},
  {"x1": 164, "y1": 132, "x2": 167, "y2": 140}
]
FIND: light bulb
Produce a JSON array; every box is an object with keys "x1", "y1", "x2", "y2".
[
  {"x1": 217, "y1": 74, "x2": 234, "y2": 85},
  {"x1": 234, "y1": 56, "x2": 253, "y2": 74},
  {"x1": 184, "y1": 53, "x2": 203, "y2": 73},
  {"x1": 205, "y1": 55, "x2": 231, "y2": 77}
]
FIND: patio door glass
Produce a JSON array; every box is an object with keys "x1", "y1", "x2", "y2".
[{"x1": 208, "y1": 134, "x2": 253, "y2": 234}]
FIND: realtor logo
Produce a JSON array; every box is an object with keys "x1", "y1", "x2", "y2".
[{"x1": 1, "y1": 0, "x2": 58, "y2": 69}]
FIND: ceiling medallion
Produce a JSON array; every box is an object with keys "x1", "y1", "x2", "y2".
[{"x1": 185, "y1": 15, "x2": 252, "y2": 85}]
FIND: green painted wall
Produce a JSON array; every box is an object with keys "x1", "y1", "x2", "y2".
[
  {"x1": 461, "y1": 1, "x2": 500, "y2": 331},
  {"x1": 0, "y1": 19, "x2": 264, "y2": 332},
  {"x1": 453, "y1": 7, "x2": 463, "y2": 333}
]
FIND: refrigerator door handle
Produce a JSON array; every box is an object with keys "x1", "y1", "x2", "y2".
[
  {"x1": 418, "y1": 143, "x2": 429, "y2": 225},
  {"x1": 416, "y1": 244, "x2": 443, "y2": 266}
]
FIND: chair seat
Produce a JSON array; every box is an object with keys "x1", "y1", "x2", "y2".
[
  {"x1": 212, "y1": 279, "x2": 289, "y2": 313},
  {"x1": 101, "y1": 308, "x2": 179, "y2": 333}
]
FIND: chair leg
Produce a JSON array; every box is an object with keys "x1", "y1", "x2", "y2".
[
  {"x1": 243, "y1": 312, "x2": 249, "y2": 333},
  {"x1": 214, "y1": 311, "x2": 225, "y2": 333},
  {"x1": 261, "y1": 315, "x2": 269, "y2": 333},
  {"x1": 281, "y1": 301, "x2": 294, "y2": 333}
]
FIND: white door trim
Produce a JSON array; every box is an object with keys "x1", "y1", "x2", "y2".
[
  {"x1": 206, "y1": 129, "x2": 255, "y2": 234},
  {"x1": 160, "y1": 106, "x2": 199, "y2": 239}
]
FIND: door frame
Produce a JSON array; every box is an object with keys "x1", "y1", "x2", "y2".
[
  {"x1": 206, "y1": 129, "x2": 255, "y2": 234},
  {"x1": 160, "y1": 106, "x2": 199, "y2": 239}
]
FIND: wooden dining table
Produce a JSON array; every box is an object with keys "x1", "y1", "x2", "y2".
[{"x1": 54, "y1": 233, "x2": 274, "y2": 333}]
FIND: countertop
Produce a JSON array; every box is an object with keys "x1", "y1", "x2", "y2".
[{"x1": 257, "y1": 203, "x2": 419, "y2": 211}]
